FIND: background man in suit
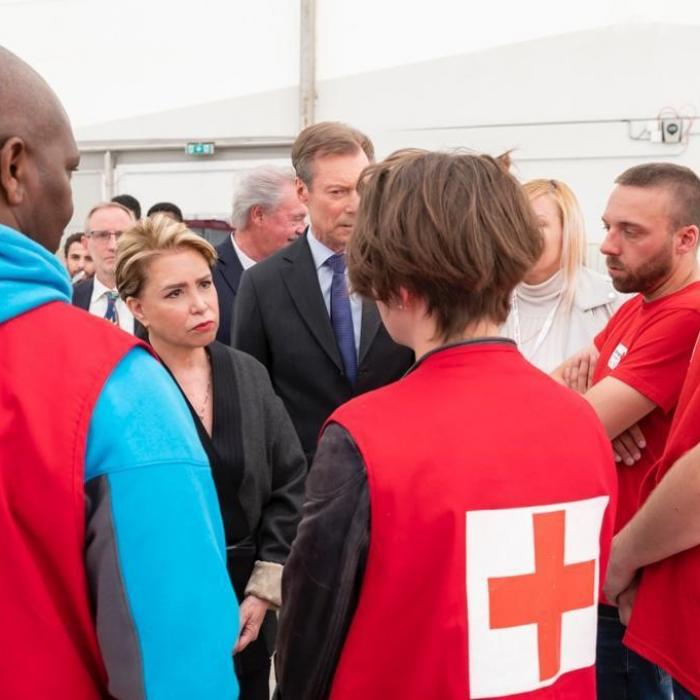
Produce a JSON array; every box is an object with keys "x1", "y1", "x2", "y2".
[
  {"x1": 233, "y1": 122, "x2": 414, "y2": 462},
  {"x1": 213, "y1": 165, "x2": 306, "y2": 344},
  {"x1": 63, "y1": 231, "x2": 93, "y2": 281},
  {"x1": 73, "y1": 201, "x2": 146, "y2": 337}
]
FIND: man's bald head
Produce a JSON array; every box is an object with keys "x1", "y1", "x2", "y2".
[
  {"x1": 0, "y1": 47, "x2": 70, "y2": 143},
  {"x1": 0, "y1": 46, "x2": 79, "y2": 251}
]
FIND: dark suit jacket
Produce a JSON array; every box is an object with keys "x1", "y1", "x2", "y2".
[
  {"x1": 212, "y1": 236, "x2": 244, "y2": 345},
  {"x1": 72, "y1": 278, "x2": 148, "y2": 341},
  {"x1": 232, "y1": 232, "x2": 414, "y2": 461}
]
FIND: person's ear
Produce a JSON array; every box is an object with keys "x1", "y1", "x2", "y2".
[
  {"x1": 249, "y1": 204, "x2": 265, "y2": 227},
  {"x1": 296, "y1": 176, "x2": 310, "y2": 206},
  {"x1": 126, "y1": 296, "x2": 148, "y2": 327},
  {"x1": 397, "y1": 287, "x2": 413, "y2": 310},
  {"x1": 0, "y1": 137, "x2": 28, "y2": 206},
  {"x1": 676, "y1": 225, "x2": 699, "y2": 254}
]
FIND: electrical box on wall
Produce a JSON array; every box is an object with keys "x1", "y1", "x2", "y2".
[{"x1": 661, "y1": 119, "x2": 683, "y2": 144}]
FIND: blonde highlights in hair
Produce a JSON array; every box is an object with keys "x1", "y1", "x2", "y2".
[
  {"x1": 522, "y1": 179, "x2": 586, "y2": 311},
  {"x1": 115, "y1": 214, "x2": 217, "y2": 300}
]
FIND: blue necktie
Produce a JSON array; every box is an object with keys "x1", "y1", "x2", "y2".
[
  {"x1": 326, "y1": 253, "x2": 358, "y2": 386},
  {"x1": 105, "y1": 291, "x2": 119, "y2": 325}
]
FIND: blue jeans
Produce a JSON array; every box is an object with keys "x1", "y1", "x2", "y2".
[
  {"x1": 674, "y1": 679, "x2": 697, "y2": 699},
  {"x1": 596, "y1": 604, "x2": 672, "y2": 699}
]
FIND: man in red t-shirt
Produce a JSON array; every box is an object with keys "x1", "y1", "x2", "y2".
[
  {"x1": 553, "y1": 163, "x2": 700, "y2": 700},
  {"x1": 604, "y1": 339, "x2": 700, "y2": 698}
]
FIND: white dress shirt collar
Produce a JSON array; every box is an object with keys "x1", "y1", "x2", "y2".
[
  {"x1": 306, "y1": 226, "x2": 339, "y2": 271},
  {"x1": 89, "y1": 275, "x2": 135, "y2": 334},
  {"x1": 230, "y1": 234, "x2": 257, "y2": 271},
  {"x1": 91, "y1": 275, "x2": 117, "y2": 303}
]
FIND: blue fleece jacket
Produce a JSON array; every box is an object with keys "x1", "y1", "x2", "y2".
[{"x1": 0, "y1": 225, "x2": 239, "y2": 699}]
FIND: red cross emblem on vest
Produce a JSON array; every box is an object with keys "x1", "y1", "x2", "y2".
[
  {"x1": 488, "y1": 510, "x2": 596, "y2": 681},
  {"x1": 465, "y1": 497, "x2": 609, "y2": 698}
]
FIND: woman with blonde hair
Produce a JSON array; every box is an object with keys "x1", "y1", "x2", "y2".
[
  {"x1": 501, "y1": 178, "x2": 622, "y2": 372},
  {"x1": 116, "y1": 215, "x2": 306, "y2": 700}
]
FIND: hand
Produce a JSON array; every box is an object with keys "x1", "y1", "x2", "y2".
[
  {"x1": 234, "y1": 595, "x2": 269, "y2": 654},
  {"x1": 603, "y1": 534, "x2": 638, "y2": 605},
  {"x1": 617, "y1": 581, "x2": 638, "y2": 626},
  {"x1": 562, "y1": 347, "x2": 599, "y2": 394},
  {"x1": 612, "y1": 424, "x2": 646, "y2": 466}
]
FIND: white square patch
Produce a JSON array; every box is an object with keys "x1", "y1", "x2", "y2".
[
  {"x1": 607, "y1": 343, "x2": 628, "y2": 370},
  {"x1": 466, "y1": 496, "x2": 609, "y2": 698}
]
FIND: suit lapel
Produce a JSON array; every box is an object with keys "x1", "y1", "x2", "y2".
[
  {"x1": 359, "y1": 299, "x2": 382, "y2": 364},
  {"x1": 72, "y1": 278, "x2": 93, "y2": 310},
  {"x1": 280, "y1": 234, "x2": 344, "y2": 372},
  {"x1": 216, "y1": 238, "x2": 244, "y2": 295}
]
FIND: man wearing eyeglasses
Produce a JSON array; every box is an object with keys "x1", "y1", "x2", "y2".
[{"x1": 73, "y1": 201, "x2": 145, "y2": 337}]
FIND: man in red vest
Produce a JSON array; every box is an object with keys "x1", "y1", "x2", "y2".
[
  {"x1": 275, "y1": 149, "x2": 617, "y2": 699},
  {"x1": 0, "y1": 47, "x2": 239, "y2": 698}
]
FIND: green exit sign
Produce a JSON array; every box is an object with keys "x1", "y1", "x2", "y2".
[{"x1": 186, "y1": 142, "x2": 215, "y2": 156}]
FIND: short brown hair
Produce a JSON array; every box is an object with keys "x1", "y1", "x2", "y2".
[
  {"x1": 63, "y1": 232, "x2": 84, "y2": 257},
  {"x1": 291, "y1": 121, "x2": 375, "y2": 186},
  {"x1": 615, "y1": 163, "x2": 700, "y2": 230},
  {"x1": 116, "y1": 214, "x2": 217, "y2": 300},
  {"x1": 347, "y1": 149, "x2": 543, "y2": 340}
]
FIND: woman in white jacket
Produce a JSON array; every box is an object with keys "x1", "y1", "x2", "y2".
[{"x1": 502, "y1": 178, "x2": 624, "y2": 372}]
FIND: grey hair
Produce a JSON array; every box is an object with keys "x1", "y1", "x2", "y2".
[{"x1": 231, "y1": 165, "x2": 297, "y2": 230}]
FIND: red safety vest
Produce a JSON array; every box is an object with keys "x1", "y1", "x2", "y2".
[
  {"x1": 327, "y1": 342, "x2": 616, "y2": 699},
  {"x1": 0, "y1": 301, "x2": 139, "y2": 699}
]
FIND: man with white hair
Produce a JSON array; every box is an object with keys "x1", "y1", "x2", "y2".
[{"x1": 213, "y1": 165, "x2": 307, "y2": 344}]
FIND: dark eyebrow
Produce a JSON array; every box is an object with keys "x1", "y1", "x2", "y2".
[
  {"x1": 602, "y1": 216, "x2": 647, "y2": 232},
  {"x1": 161, "y1": 274, "x2": 211, "y2": 292},
  {"x1": 161, "y1": 282, "x2": 185, "y2": 292}
]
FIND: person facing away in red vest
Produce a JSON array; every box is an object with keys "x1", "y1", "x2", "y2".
[
  {"x1": 551, "y1": 163, "x2": 700, "y2": 700},
  {"x1": 274, "y1": 149, "x2": 618, "y2": 699},
  {"x1": 0, "y1": 47, "x2": 239, "y2": 699}
]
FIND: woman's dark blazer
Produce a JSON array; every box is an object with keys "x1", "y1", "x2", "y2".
[{"x1": 206, "y1": 341, "x2": 306, "y2": 672}]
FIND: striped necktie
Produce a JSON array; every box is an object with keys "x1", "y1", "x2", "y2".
[{"x1": 105, "y1": 291, "x2": 119, "y2": 325}]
